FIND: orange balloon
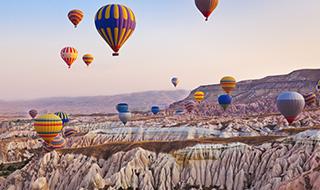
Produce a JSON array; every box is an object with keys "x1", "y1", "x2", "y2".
[
  {"x1": 68, "y1": 9, "x2": 84, "y2": 28},
  {"x1": 82, "y1": 54, "x2": 94, "y2": 66},
  {"x1": 60, "y1": 47, "x2": 78, "y2": 69}
]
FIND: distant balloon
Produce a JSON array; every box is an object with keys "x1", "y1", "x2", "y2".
[
  {"x1": 175, "y1": 109, "x2": 184, "y2": 115},
  {"x1": 82, "y1": 54, "x2": 94, "y2": 66},
  {"x1": 220, "y1": 76, "x2": 236, "y2": 94},
  {"x1": 303, "y1": 92, "x2": 316, "y2": 106},
  {"x1": 277, "y1": 92, "x2": 305, "y2": 124},
  {"x1": 116, "y1": 103, "x2": 129, "y2": 113},
  {"x1": 194, "y1": 91, "x2": 205, "y2": 103},
  {"x1": 34, "y1": 114, "x2": 63, "y2": 143},
  {"x1": 55, "y1": 112, "x2": 69, "y2": 124},
  {"x1": 63, "y1": 128, "x2": 77, "y2": 138},
  {"x1": 171, "y1": 77, "x2": 179, "y2": 87},
  {"x1": 68, "y1": 9, "x2": 84, "y2": 28},
  {"x1": 29, "y1": 109, "x2": 38, "y2": 119},
  {"x1": 119, "y1": 112, "x2": 131, "y2": 125},
  {"x1": 317, "y1": 80, "x2": 320, "y2": 92},
  {"x1": 195, "y1": 0, "x2": 219, "y2": 21},
  {"x1": 185, "y1": 100, "x2": 196, "y2": 113},
  {"x1": 95, "y1": 4, "x2": 136, "y2": 56},
  {"x1": 43, "y1": 133, "x2": 66, "y2": 151},
  {"x1": 151, "y1": 106, "x2": 160, "y2": 115},
  {"x1": 61, "y1": 47, "x2": 78, "y2": 68},
  {"x1": 218, "y1": 94, "x2": 232, "y2": 111}
]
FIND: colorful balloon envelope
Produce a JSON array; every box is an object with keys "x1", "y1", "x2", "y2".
[
  {"x1": 116, "y1": 103, "x2": 129, "y2": 113},
  {"x1": 61, "y1": 47, "x2": 78, "y2": 68},
  {"x1": 34, "y1": 114, "x2": 63, "y2": 143},
  {"x1": 68, "y1": 9, "x2": 84, "y2": 28},
  {"x1": 82, "y1": 54, "x2": 94, "y2": 66},
  {"x1": 185, "y1": 100, "x2": 196, "y2": 113},
  {"x1": 55, "y1": 112, "x2": 69, "y2": 124},
  {"x1": 195, "y1": 0, "x2": 219, "y2": 21},
  {"x1": 29, "y1": 109, "x2": 38, "y2": 119},
  {"x1": 63, "y1": 127, "x2": 77, "y2": 138},
  {"x1": 119, "y1": 112, "x2": 131, "y2": 125},
  {"x1": 95, "y1": 4, "x2": 136, "y2": 56},
  {"x1": 220, "y1": 76, "x2": 236, "y2": 94},
  {"x1": 175, "y1": 110, "x2": 184, "y2": 115},
  {"x1": 194, "y1": 91, "x2": 205, "y2": 103},
  {"x1": 151, "y1": 106, "x2": 160, "y2": 115},
  {"x1": 43, "y1": 133, "x2": 66, "y2": 151},
  {"x1": 277, "y1": 92, "x2": 305, "y2": 125},
  {"x1": 171, "y1": 77, "x2": 179, "y2": 87},
  {"x1": 303, "y1": 92, "x2": 316, "y2": 106},
  {"x1": 218, "y1": 94, "x2": 232, "y2": 111}
]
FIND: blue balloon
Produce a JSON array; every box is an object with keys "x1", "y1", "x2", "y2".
[
  {"x1": 218, "y1": 94, "x2": 232, "y2": 110},
  {"x1": 151, "y1": 106, "x2": 160, "y2": 115},
  {"x1": 116, "y1": 103, "x2": 128, "y2": 113}
]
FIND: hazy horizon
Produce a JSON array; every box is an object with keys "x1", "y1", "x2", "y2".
[{"x1": 1, "y1": 0, "x2": 320, "y2": 100}]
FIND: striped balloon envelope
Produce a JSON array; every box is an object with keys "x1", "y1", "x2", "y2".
[
  {"x1": 82, "y1": 54, "x2": 94, "y2": 66},
  {"x1": 68, "y1": 9, "x2": 84, "y2": 28},
  {"x1": 194, "y1": 91, "x2": 205, "y2": 103},
  {"x1": 55, "y1": 112, "x2": 69, "y2": 124},
  {"x1": 43, "y1": 133, "x2": 66, "y2": 151},
  {"x1": 95, "y1": 4, "x2": 136, "y2": 56},
  {"x1": 195, "y1": 0, "x2": 219, "y2": 21},
  {"x1": 63, "y1": 128, "x2": 77, "y2": 138},
  {"x1": 34, "y1": 114, "x2": 63, "y2": 143},
  {"x1": 29, "y1": 109, "x2": 38, "y2": 119},
  {"x1": 277, "y1": 92, "x2": 305, "y2": 125},
  {"x1": 303, "y1": 92, "x2": 316, "y2": 106},
  {"x1": 220, "y1": 76, "x2": 236, "y2": 94},
  {"x1": 185, "y1": 100, "x2": 196, "y2": 113},
  {"x1": 61, "y1": 47, "x2": 78, "y2": 68}
]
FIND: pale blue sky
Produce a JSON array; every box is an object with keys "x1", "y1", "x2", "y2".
[{"x1": 1, "y1": 0, "x2": 320, "y2": 100}]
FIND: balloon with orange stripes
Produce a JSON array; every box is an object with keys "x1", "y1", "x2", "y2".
[
  {"x1": 68, "y1": 9, "x2": 84, "y2": 28},
  {"x1": 34, "y1": 114, "x2": 63, "y2": 143},
  {"x1": 82, "y1": 54, "x2": 94, "y2": 66},
  {"x1": 60, "y1": 47, "x2": 78, "y2": 69}
]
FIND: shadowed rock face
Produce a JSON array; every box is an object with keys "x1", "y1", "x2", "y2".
[{"x1": 1, "y1": 134, "x2": 320, "y2": 190}]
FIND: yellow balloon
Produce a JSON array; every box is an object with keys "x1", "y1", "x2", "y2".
[
  {"x1": 194, "y1": 91, "x2": 205, "y2": 103},
  {"x1": 34, "y1": 114, "x2": 63, "y2": 143},
  {"x1": 220, "y1": 76, "x2": 236, "y2": 94}
]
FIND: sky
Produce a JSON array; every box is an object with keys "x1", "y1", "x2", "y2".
[{"x1": 0, "y1": 0, "x2": 320, "y2": 100}]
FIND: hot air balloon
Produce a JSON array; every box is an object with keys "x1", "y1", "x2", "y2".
[
  {"x1": 317, "y1": 80, "x2": 320, "y2": 92},
  {"x1": 277, "y1": 92, "x2": 305, "y2": 125},
  {"x1": 185, "y1": 100, "x2": 196, "y2": 113},
  {"x1": 29, "y1": 109, "x2": 38, "y2": 119},
  {"x1": 195, "y1": 0, "x2": 219, "y2": 21},
  {"x1": 34, "y1": 114, "x2": 63, "y2": 143},
  {"x1": 151, "y1": 106, "x2": 160, "y2": 115},
  {"x1": 220, "y1": 76, "x2": 236, "y2": 94},
  {"x1": 55, "y1": 112, "x2": 69, "y2": 124},
  {"x1": 43, "y1": 133, "x2": 66, "y2": 151},
  {"x1": 95, "y1": 4, "x2": 136, "y2": 56},
  {"x1": 119, "y1": 112, "x2": 131, "y2": 125},
  {"x1": 303, "y1": 92, "x2": 316, "y2": 107},
  {"x1": 116, "y1": 103, "x2": 129, "y2": 113},
  {"x1": 218, "y1": 94, "x2": 232, "y2": 111},
  {"x1": 68, "y1": 9, "x2": 84, "y2": 28},
  {"x1": 82, "y1": 54, "x2": 94, "y2": 66},
  {"x1": 175, "y1": 109, "x2": 184, "y2": 115},
  {"x1": 63, "y1": 128, "x2": 77, "y2": 138},
  {"x1": 61, "y1": 47, "x2": 78, "y2": 68},
  {"x1": 194, "y1": 91, "x2": 205, "y2": 103},
  {"x1": 171, "y1": 77, "x2": 179, "y2": 87}
]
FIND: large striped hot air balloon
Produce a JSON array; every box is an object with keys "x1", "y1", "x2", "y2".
[
  {"x1": 195, "y1": 0, "x2": 219, "y2": 21},
  {"x1": 61, "y1": 47, "x2": 78, "y2": 68},
  {"x1": 171, "y1": 77, "x2": 179, "y2": 87},
  {"x1": 185, "y1": 100, "x2": 196, "y2": 113},
  {"x1": 116, "y1": 103, "x2": 129, "y2": 113},
  {"x1": 34, "y1": 114, "x2": 63, "y2": 143},
  {"x1": 303, "y1": 92, "x2": 316, "y2": 107},
  {"x1": 55, "y1": 112, "x2": 69, "y2": 124},
  {"x1": 220, "y1": 76, "x2": 236, "y2": 94},
  {"x1": 43, "y1": 133, "x2": 66, "y2": 151},
  {"x1": 63, "y1": 128, "x2": 77, "y2": 138},
  {"x1": 151, "y1": 106, "x2": 160, "y2": 115},
  {"x1": 119, "y1": 112, "x2": 131, "y2": 125},
  {"x1": 68, "y1": 9, "x2": 84, "y2": 28},
  {"x1": 29, "y1": 109, "x2": 38, "y2": 119},
  {"x1": 194, "y1": 91, "x2": 205, "y2": 103},
  {"x1": 82, "y1": 54, "x2": 94, "y2": 66},
  {"x1": 95, "y1": 4, "x2": 136, "y2": 56},
  {"x1": 277, "y1": 92, "x2": 305, "y2": 125},
  {"x1": 218, "y1": 94, "x2": 232, "y2": 111}
]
